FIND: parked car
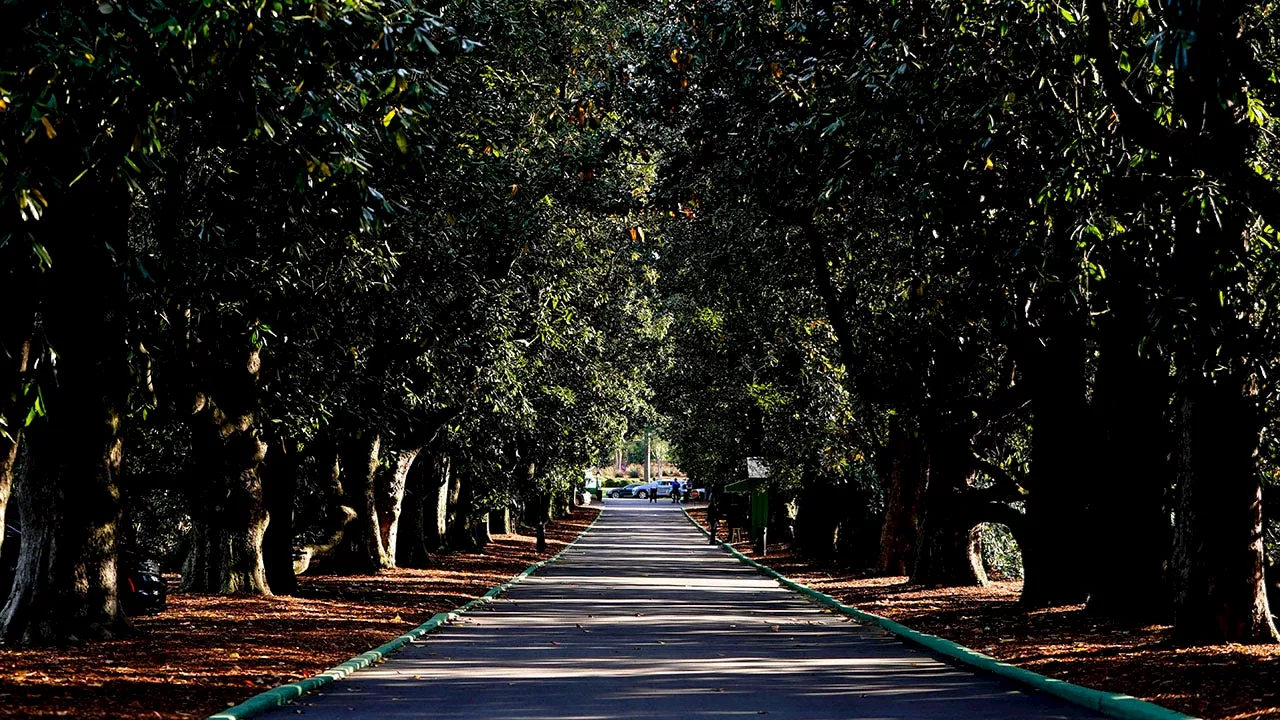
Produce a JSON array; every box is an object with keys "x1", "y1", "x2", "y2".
[
  {"x1": 635, "y1": 479, "x2": 678, "y2": 498},
  {"x1": 608, "y1": 480, "x2": 678, "y2": 499},
  {"x1": 119, "y1": 550, "x2": 167, "y2": 616},
  {"x1": 608, "y1": 483, "x2": 646, "y2": 498},
  {"x1": 608, "y1": 479, "x2": 702, "y2": 499}
]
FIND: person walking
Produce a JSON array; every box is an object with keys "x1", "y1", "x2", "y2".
[
  {"x1": 671, "y1": 479, "x2": 682, "y2": 504},
  {"x1": 648, "y1": 482, "x2": 658, "y2": 503}
]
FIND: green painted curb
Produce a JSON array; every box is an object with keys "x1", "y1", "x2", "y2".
[
  {"x1": 679, "y1": 506, "x2": 1199, "y2": 720},
  {"x1": 206, "y1": 509, "x2": 604, "y2": 720}
]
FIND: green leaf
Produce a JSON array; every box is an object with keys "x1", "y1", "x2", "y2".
[{"x1": 31, "y1": 241, "x2": 52, "y2": 269}]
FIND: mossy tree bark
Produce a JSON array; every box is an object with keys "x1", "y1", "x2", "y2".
[{"x1": 180, "y1": 349, "x2": 271, "y2": 595}]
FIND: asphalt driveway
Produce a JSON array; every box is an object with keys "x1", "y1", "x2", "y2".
[{"x1": 256, "y1": 499, "x2": 1104, "y2": 719}]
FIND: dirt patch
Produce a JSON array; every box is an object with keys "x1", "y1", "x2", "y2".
[
  {"x1": 685, "y1": 505, "x2": 1280, "y2": 720},
  {"x1": 0, "y1": 506, "x2": 599, "y2": 719}
]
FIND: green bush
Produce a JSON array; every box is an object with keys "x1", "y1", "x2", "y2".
[{"x1": 979, "y1": 522, "x2": 1024, "y2": 580}]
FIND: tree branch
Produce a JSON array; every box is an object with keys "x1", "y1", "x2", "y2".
[
  {"x1": 971, "y1": 455, "x2": 1030, "y2": 497},
  {"x1": 799, "y1": 213, "x2": 859, "y2": 379},
  {"x1": 1085, "y1": 0, "x2": 1182, "y2": 155},
  {"x1": 1086, "y1": 0, "x2": 1280, "y2": 232}
]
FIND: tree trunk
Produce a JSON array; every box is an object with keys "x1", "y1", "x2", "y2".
[
  {"x1": 1087, "y1": 0, "x2": 1276, "y2": 642},
  {"x1": 181, "y1": 445, "x2": 271, "y2": 595},
  {"x1": 911, "y1": 430, "x2": 987, "y2": 588},
  {"x1": 877, "y1": 423, "x2": 925, "y2": 575},
  {"x1": 2, "y1": 421, "x2": 129, "y2": 644},
  {"x1": 473, "y1": 512, "x2": 492, "y2": 548},
  {"x1": 333, "y1": 430, "x2": 389, "y2": 573},
  {"x1": 794, "y1": 484, "x2": 840, "y2": 563},
  {"x1": 514, "y1": 461, "x2": 538, "y2": 529},
  {"x1": 1164, "y1": 156, "x2": 1274, "y2": 642},
  {"x1": 446, "y1": 469, "x2": 478, "y2": 551},
  {"x1": 262, "y1": 440, "x2": 298, "y2": 595},
  {"x1": 290, "y1": 440, "x2": 358, "y2": 575},
  {"x1": 555, "y1": 488, "x2": 572, "y2": 519},
  {"x1": 489, "y1": 507, "x2": 512, "y2": 535},
  {"x1": 767, "y1": 490, "x2": 794, "y2": 542},
  {"x1": 427, "y1": 455, "x2": 451, "y2": 552},
  {"x1": 837, "y1": 482, "x2": 884, "y2": 569},
  {"x1": 1087, "y1": 277, "x2": 1172, "y2": 621},
  {"x1": 1019, "y1": 307, "x2": 1091, "y2": 608},
  {"x1": 395, "y1": 455, "x2": 432, "y2": 569},
  {"x1": 393, "y1": 452, "x2": 451, "y2": 566},
  {"x1": 0, "y1": 307, "x2": 34, "y2": 563},
  {"x1": 0, "y1": 435, "x2": 17, "y2": 560},
  {"x1": 1, "y1": 192, "x2": 131, "y2": 643},
  {"x1": 376, "y1": 447, "x2": 421, "y2": 565},
  {"x1": 444, "y1": 461, "x2": 464, "y2": 547},
  {"x1": 1171, "y1": 375, "x2": 1278, "y2": 643},
  {"x1": 913, "y1": 517, "x2": 985, "y2": 588},
  {"x1": 180, "y1": 350, "x2": 271, "y2": 595}
]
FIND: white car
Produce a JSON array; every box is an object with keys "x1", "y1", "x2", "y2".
[{"x1": 635, "y1": 479, "x2": 680, "y2": 498}]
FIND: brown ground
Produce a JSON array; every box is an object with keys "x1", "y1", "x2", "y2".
[
  {"x1": 0, "y1": 506, "x2": 599, "y2": 719},
  {"x1": 685, "y1": 505, "x2": 1280, "y2": 720}
]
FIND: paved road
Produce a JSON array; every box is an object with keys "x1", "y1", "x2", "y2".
[{"x1": 262, "y1": 500, "x2": 1103, "y2": 719}]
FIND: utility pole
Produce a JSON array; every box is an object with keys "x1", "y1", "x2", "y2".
[
  {"x1": 617, "y1": 427, "x2": 625, "y2": 472},
  {"x1": 644, "y1": 427, "x2": 652, "y2": 484}
]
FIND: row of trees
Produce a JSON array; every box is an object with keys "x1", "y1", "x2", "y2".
[
  {"x1": 647, "y1": 0, "x2": 1280, "y2": 645},
  {"x1": 6, "y1": 0, "x2": 1279, "y2": 654},
  {"x1": 0, "y1": 0, "x2": 664, "y2": 645}
]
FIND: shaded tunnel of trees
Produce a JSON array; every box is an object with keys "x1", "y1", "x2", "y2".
[{"x1": 3, "y1": 0, "x2": 1280, "y2": 651}]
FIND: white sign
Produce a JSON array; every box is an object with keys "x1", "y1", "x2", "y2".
[{"x1": 746, "y1": 457, "x2": 769, "y2": 479}]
